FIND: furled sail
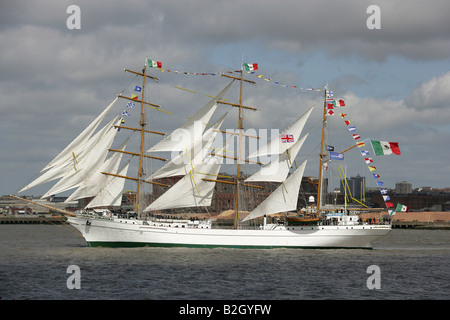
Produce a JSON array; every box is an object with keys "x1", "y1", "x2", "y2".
[
  {"x1": 248, "y1": 106, "x2": 313, "y2": 158},
  {"x1": 18, "y1": 98, "x2": 118, "y2": 193},
  {"x1": 147, "y1": 81, "x2": 233, "y2": 153},
  {"x1": 242, "y1": 159, "x2": 307, "y2": 222},
  {"x1": 245, "y1": 133, "x2": 308, "y2": 182},
  {"x1": 40, "y1": 117, "x2": 121, "y2": 198}
]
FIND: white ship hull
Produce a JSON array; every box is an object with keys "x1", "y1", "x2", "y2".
[{"x1": 67, "y1": 216, "x2": 391, "y2": 249}]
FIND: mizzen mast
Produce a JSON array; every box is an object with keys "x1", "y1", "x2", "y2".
[{"x1": 316, "y1": 86, "x2": 328, "y2": 216}]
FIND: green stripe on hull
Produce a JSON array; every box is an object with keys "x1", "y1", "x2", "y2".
[{"x1": 87, "y1": 241, "x2": 372, "y2": 250}]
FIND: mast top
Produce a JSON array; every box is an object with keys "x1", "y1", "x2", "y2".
[{"x1": 124, "y1": 68, "x2": 158, "y2": 81}]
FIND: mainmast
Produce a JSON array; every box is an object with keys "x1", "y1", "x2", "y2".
[
  {"x1": 316, "y1": 86, "x2": 328, "y2": 216},
  {"x1": 218, "y1": 64, "x2": 258, "y2": 229},
  {"x1": 234, "y1": 64, "x2": 245, "y2": 229}
]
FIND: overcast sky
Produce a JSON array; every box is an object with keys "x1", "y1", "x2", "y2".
[{"x1": 1, "y1": 0, "x2": 450, "y2": 197}]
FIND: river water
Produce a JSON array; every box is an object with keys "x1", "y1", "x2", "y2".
[{"x1": 0, "y1": 224, "x2": 448, "y2": 300}]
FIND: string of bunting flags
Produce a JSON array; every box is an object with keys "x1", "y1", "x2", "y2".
[
  {"x1": 116, "y1": 89, "x2": 139, "y2": 130},
  {"x1": 115, "y1": 59, "x2": 158, "y2": 123},
  {"x1": 245, "y1": 71, "x2": 322, "y2": 92},
  {"x1": 116, "y1": 56, "x2": 222, "y2": 124},
  {"x1": 325, "y1": 89, "x2": 405, "y2": 215},
  {"x1": 116, "y1": 83, "x2": 171, "y2": 130},
  {"x1": 115, "y1": 58, "x2": 322, "y2": 122},
  {"x1": 143, "y1": 59, "x2": 323, "y2": 93},
  {"x1": 115, "y1": 58, "x2": 171, "y2": 127}
]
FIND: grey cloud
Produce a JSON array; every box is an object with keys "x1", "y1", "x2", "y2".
[
  {"x1": 405, "y1": 71, "x2": 450, "y2": 110},
  {"x1": 147, "y1": 0, "x2": 450, "y2": 61},
  {"x1": 1, "y1": 0, "x2": 450, "y2": 63}
]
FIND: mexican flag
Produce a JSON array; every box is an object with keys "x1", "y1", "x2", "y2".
[
  {"x1": 147, "y1": 59, "x2": 162, "y2": 68},
  {"x1": 334, "y1": 99, "x2": 345, "y2": 107},
  {"x1": 371, "y1": 140, "x2": 401, "y2": 155},
  {"x1": 244, "y1": 63, "x2": 258, "y2": 71},
  {"x1": 396, "y1": 203, "x2": 409, "y2": 212}
]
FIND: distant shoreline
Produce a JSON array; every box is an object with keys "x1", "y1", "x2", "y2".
[
  {"x1": 360, "y1": 211, "x2": 450, "y2": 229},
  {"x1": 0, "y1": 215, "x2": 67, "y2": 224}
]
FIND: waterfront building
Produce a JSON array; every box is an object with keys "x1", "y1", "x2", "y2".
[{"x1": 396, "y1": 181, "x2": 412, "y2": 194}]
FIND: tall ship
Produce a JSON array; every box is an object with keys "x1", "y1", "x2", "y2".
[{"x1": 13, "y1": 59, "x2": 394, "y2": 248}]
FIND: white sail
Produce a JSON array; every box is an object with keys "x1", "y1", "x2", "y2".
[
  {"x1": 86, "y1": 160, "x2": 130, "y2": 208},
  {"x1": 147, "y1": 81, "x2": 233, "y2": 153},
  {"x1": 242, "y1": 160, "x2": 307, "y2": 222},
  {"x1": 18, "y1": 98, "x2": 118, "y2": 193},
  {"x1": 249, "y1": 106, "x2": 314, "y2": 158},
  {"x1": 148, "y1": 112, "x2": 227, "y2": 180},
  {"x1": 144, "y1": 163, "x2": 218, "y2": 211},
  {"x1": 245, "y1": 133, "x2": 308, "y2": 182},
  {"x1": 41, "y1": 117, "x2": 121, "y2": 198},
  {"x1": 42, "y1": 97, "x2": 118, "y2": 172},
  {"x1": 144, "y1": 140, "x2": 229, "y2": 211},
  {"x1": 19, "y1": 117, "x2": 119, "y2": 194},
  {"x1": 65, "y1": 138, "x2": 129, "y2": 202},
  {"x1": 19, "y1": 158, "x2": 72, "y2": 194}
]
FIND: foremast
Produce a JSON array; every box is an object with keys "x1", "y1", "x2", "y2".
[
  {"x1": 136, "y1": 64, "x2": 149, "y2": 213},
  {"x1": 104, "y1": 63, "x2": 168, "y2": 216}
]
